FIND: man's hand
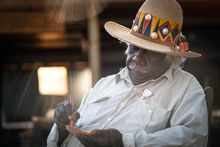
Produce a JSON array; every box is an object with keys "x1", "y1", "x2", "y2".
[
  {"x1": 54, "y1": 100, "x2": 80, "y2": 130},
  {"x1": 75, "y1": 129, "x2": 123, "y2": 147}
]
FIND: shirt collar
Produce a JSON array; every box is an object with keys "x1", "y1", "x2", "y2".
[
  {"x1": 115, "y1": 65, "x2": 175, "y2": 84},
  {"x1": 115, "y1": 67, "x2": 131, "y2": 84},
  {"x1": 160, "y1": 65, "x2": 174, "y2": 82}
]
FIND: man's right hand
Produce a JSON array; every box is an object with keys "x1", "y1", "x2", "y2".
[{"x1": 54, "y1": 100, "x2": 80, "y2": 130}]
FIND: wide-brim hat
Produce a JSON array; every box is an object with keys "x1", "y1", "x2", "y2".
[{"x1": 104, "y1": 0, "x2": 201, "y2": 58}]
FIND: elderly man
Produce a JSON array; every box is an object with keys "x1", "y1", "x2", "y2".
[{"x1": 47, "y1": 0, "x2": 208, "y2": 146}]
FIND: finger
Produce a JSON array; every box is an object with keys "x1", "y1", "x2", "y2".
[
  {"x1": 57, "y1": 100, "x2": 71, "y2": 116},
  {"x1": 55, "y1": 120, "x2": 66, "y2": 129},
  {"x1": 68, "y1": 111, "x2": 80, "y2": 125},
  {"x1": 56, "y1": 101, "x2": 67, "y2": 110},
  {"x1": 59, "y1": 100, "x2": 72, "y2": 112},
  {"x1": 54, "y1": 112, "x2": 66, "y2": 129},
  {"x1": 58, "y1": 104, "x2": 69, "y2": 121},
  {"x1": 54, "y1": 101, "x2": 72, "y2": 128},
  {"x1": 54, "y1": 105, "x2": 69, "y2": 125},
  {"x1": 72, "y1": 111, "x2": 80, "y2": 122},
  {"x1": 54, "y1": 111, "x2": 67, "y2": 128},
  {"x1": 90, "y1": 129, "x2": 104, "y2": 137},
  {"x1": 76, "y1": 133, "x2": 97, "y2": 147},
  {"x1": 64, "y1": 101, "x2": 73, "y2": 115},
  {"x1": 68, "y1": 116, "x2": 75, "y2": 126},
  {"x1": 56, "y1": 118, "x2": 67, "y2": 128},
  {"x1": 66, "y1": 125, "x2": 92, "y2": 136}
]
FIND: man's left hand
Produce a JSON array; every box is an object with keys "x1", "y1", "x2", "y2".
[{"x1": 76, "y1": 129, "x2": 123, "y2": 147}]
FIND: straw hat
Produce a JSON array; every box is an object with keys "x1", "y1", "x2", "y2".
[{"x1": 104, "y1": 0, "x2": 201, "y2": 58}]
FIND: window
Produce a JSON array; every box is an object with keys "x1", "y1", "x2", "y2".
[{"x1": 37, "y1": 67, "x2": 68, "y2": 95}]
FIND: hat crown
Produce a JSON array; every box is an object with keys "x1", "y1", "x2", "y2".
[
  {"x1": 103, "y1": 0, "x2": 202, "y2": 58},
  {"x1": 139, "y1": 0, "x2": 183, "y2": 24},
  {"x1": 131, "y1": 0, "x2": 184, "y2": 48}
]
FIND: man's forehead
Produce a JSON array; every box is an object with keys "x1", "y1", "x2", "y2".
[{"x1": 128, "y1": 44, "x2": 163, "y2": 55}]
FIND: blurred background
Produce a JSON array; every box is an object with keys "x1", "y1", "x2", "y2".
[{"x1": 0, "y1": 0, "x2": 219, "y2": 146}]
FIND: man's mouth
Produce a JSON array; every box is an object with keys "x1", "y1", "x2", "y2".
[{"x1": 130, "y1": 60, "x2": 146, "y2": 66}]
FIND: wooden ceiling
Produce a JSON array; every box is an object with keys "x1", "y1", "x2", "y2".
[
  {"x1": 0, "y1": 0, "x2": 219, "y2": 33},
  {"x1": 1, "y1": 0, "x2": 220, "y2": 103},
  {"x1": 0, "y1": 0, "x2": 220, "y2": 64}
]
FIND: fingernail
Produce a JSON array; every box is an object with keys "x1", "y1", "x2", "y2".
[
  {"x1": 68, "y1": 115, "x2": 72, "y2": 119},
  {"x1": 70, "y1": 120, "x2": 74, "y2": 126}
]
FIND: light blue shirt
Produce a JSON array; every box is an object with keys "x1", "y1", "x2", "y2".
[{"x1": 47, "y1": 66, "x2": 208, "y2": 147}]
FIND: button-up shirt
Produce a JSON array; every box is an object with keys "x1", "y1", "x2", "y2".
[{"x1": 47, "y1": 66, "x2": 208, "y2": 147}]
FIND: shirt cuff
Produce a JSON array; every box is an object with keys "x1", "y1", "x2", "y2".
[{"x1": 122, "y1": 133, "x2": 135, "y2": 147}]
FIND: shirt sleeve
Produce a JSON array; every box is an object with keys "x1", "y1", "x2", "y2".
[
  {"x1": 47, "y1": 78, "x2": 107, "y2": 147},
  {"x1": 47, "y1": 124, "x2": 59, "y2": 147},
  {"x1": 122, "y1": 77, "x2": 208, "y2": 147},
  {"x1": 46, "y1": 88, "x2": 91, "y2": 147}
]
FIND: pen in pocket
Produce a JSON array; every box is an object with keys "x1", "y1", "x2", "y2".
[{"x1": 69, "y1": 95, "x2": 75, "y2": 126}]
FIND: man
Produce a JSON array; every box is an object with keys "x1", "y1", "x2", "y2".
[{"x1": 47, "y1": 0, "x2": 208, "y2": 146}]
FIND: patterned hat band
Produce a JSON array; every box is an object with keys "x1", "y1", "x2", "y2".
[{"x1": 130, "y1": 11, "x2": 186, "y2": 51}]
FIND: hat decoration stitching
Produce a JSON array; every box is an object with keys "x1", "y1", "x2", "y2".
[{"x1": 131, "y1": 11, "x2": 183, "y2": 51}]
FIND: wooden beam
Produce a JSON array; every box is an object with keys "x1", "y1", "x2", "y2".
[
  {"x1": 0, "y1": 33, "x2": 85, "y2": 49},
  {"x1": 0, "y1": 12, "x2": 64, "y2": 33},
  {"x1": 0, "y1": 0, "x2": 47, "y2": 11}
]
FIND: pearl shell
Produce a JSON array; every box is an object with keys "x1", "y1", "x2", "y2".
[
  {"x1": 133, "y1": 25, "x2": 138, "y2": 32},
  {"x1": 145, "y1": 14, "x2": 152, "y2": 20},
  {"x1": 162, "y1": 27, "x2": 169, "y2": 35},
  {"x1": 132, "y1": 19, "x2": 135, "y2": 24},
  {"x1": 151, "y1": 32, "x2": 158, "y2": 39},
  {"x1": 176, "y1": 46, "x2": 180, "y2": 51}
]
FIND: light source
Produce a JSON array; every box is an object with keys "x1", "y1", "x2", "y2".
[
  {"x1": 37, "y1": 66, "x2": 68, "y2": 96},
  {"x1": 47, "y1": 0, "x2": 104, "y2": 23}
]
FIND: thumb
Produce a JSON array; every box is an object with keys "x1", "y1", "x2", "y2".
[
  {"x1": 68, "y1": 111, "x2": 80, "y2": 126},
  {"x1": 73, "y1": 111, "x2": 80, "y2": 120}
]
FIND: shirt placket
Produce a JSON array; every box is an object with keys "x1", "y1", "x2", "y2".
[{"x1": 99, "y1": 88, "x2": 136, "y2": 129}]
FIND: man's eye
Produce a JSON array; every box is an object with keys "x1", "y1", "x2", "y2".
[
  {"x1": 147, "y1": 51, "x2": 156, "y2": 55},
  {"x1": 130, "y1": 46, "x2": 139, "y2": 53}
]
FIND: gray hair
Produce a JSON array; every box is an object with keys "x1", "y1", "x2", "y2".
[
  {"x1": 168, "y1": 55, "x2": 186, "y2": 69},
  {"x1": 123, "y1": 42, "x2": 186, "y2": 69}
]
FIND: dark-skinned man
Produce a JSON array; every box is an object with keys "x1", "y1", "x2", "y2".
[{"x1": 47, "y1": 0, "x2": 208, "y2": 146}]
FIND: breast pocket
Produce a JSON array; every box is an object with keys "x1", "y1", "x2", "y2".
[
  {"x1": 118, "y1": 100, "x2": 156, "y2": 133},
  {"x1": 79, "y1": 96, "x2": 110, "y2": 126},
  {"x1": 146, "y1": 104, "x2": 171, "y2": 133}
]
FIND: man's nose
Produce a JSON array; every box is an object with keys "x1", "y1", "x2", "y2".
[{"x1": 132, "y1": 49, "x2": 147, "y2": 61}]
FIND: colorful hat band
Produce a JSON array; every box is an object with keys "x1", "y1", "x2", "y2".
[{"x1": 130, "y1": 11, "x2": 182, "y2": 49}]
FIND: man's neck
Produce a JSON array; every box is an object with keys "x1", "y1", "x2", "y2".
[
  {"x1": 129, "y1": 71, "x2": 156, "y2": 85},
  {"x1": 128, "y1": 65, "x2": 170, "y2": 85}
]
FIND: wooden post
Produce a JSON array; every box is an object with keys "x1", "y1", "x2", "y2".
[{"x1": 88, "y1": 15, "x2": 101, "y2": 84}]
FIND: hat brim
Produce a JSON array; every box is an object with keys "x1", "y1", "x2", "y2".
[{"x1": 104, "y1": 21, "x2": 201, "y2": 58}]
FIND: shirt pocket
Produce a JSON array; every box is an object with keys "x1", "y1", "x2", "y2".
[
  {"x1": 145, "y1": 104, "x2": 171, "y2": 133},
  {"x1": 79, "y1": 96, "x2": 110, "y2": 126},
  {"x1": 120, "y1": 101, "x2": 155, "y2": 133}
]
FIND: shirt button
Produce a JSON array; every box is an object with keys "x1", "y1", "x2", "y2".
[
  {"x1": 107, "y1": 117, "x2": 113, "y2": 121},
  {"x1": 120, "y1": 102, "x2": 125, "y2": 106},
  {"x1": 148, "y1": 109, "x2": 153, "y2": 114}
]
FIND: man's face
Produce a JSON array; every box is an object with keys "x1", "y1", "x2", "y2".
[{"x1": 126, "y1": 45, "x2": 171, "y2": 75}]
